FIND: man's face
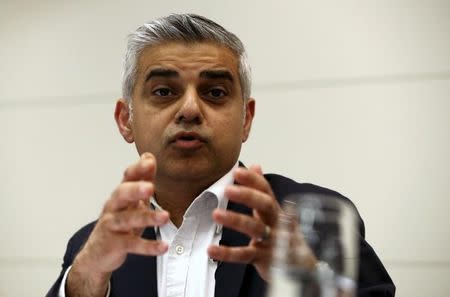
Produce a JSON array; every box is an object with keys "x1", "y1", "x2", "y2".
[{"x1": 116, "y1": 42, "x2": 255, "y2": 185}]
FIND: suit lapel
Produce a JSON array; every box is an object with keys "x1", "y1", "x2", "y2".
[
  {"x1": 111, "y1": 227, "x2": 158, "y2": 297},
  {"x1": 214, "y1": 200, "x2": 252, "y2": 297}
]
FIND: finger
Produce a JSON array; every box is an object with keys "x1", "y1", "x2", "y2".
[
  {"x1": 103, "y1": 209, "x2": 169, "y2": 232},
  {"x1": 249, "y1": 164, "x2": 263, "y2": 175},
  {"x1": 225, "y1": 185, "x2": 278, "y2": 224},
  {"x1": 233, "y1": 166, "x2": 275, "y2": 197},
  {"x1": 137, "y1": 196, "x2": 150, "y2": 209},
  {"x1": 208, "y1": 245, "x2": 265, "y2": 264},
  {"x1": 212, "y1": 209, "x2": 267, "y2": 240},
  {"x1": 124, "y1": 236, "x2": 168, "y2": 256},
  {"x1": 122, "y1": 153, "x2": 157, "y2": 182},
  {"x1": 105, "y1": 181, "x2": 154, "y2": 211}
]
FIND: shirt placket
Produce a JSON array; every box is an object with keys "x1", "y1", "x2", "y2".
[{"x1": 166, "y1": 215, "x2": 198, "y2": 297}]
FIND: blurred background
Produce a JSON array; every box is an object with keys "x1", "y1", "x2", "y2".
[{"x1": 1, "y1": 0, "x2": 449, "y2": 296}]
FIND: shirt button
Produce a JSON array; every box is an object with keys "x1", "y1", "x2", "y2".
[{"x1": 175, "y1": 244, "x2": 184, "y2": 255}]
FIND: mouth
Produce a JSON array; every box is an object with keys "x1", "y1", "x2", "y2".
[{"x1": 170, "y1": 131, "x2": 207, "y2": 150}]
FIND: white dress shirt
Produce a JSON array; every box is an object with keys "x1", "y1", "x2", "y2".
[{"x1": 59, "y1": 162, "x2": 236, "y2": 297}]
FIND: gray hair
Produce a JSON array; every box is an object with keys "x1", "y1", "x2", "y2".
[{"x1": 122, "y1": 13, "x2": 252, "y2": 102}]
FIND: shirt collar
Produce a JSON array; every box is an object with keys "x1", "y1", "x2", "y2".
[
  {"x1": 150, "y1": 162, "x2": 238, "y2": 232},
  {"x1": 203, "y1": 161, "x2": 237, "y2": 212}
]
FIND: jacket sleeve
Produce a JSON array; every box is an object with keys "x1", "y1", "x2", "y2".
[
  {"x1": 46, "y1": 222, "x2": 96, "y2": 297},
  {"x1": 45, "y1": 235, "x2": 77, "y2": 297},
  {"x1": 357, "y1": 220, "x2": 396, "y2": 297}
]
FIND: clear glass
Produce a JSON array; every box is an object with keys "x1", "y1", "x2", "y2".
[{"x1": 268, "y1": 193, "x2": 359, "y2": 297}]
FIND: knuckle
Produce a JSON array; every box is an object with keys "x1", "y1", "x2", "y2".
[
  {"x1": 110, "y1": 186, "x2": 120, "y2": 200},
  {"x1": 148, "y1": 212, "x2": 159, "y2": 225},
  {"x1": 250, "y1": 219, "x2": 261, "y2": 233},
  {"x1": 258, "y1": 196, "x2": 270, "y2": 210},
  {"x1": 123, "y1": 167, "x2": 132, "y2": 179},
  {"x1": 262, "y1": 183, "x2": 272, "y2": 194},
  {"x1": 100, "y1": 212, "x2": 112, "y2": 224},
  {"x1": 99, "y1": 213, "x2": 115, "y2": 229},
  {"x1": 103, "y1": 199, "x2": 113, "y2": 213},
  {"x1": 112, "y1": 214, "x2": 124, "y2": 229},
  {"x1": 122, "y1": 182, "x2": 140, "y2": 199},
  {"x1": 138, "y1": 181, "x2": 153, "y2": 194}
]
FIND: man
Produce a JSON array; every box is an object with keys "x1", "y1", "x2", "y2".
[{"x1": 46, "y1": 13, "x2": 395, "y2": 297}]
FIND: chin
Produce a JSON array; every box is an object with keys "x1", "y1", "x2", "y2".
[{"x1": 165, "y1": 158, "x2": 218, "y2": 180}]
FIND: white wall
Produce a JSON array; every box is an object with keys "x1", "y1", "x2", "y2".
[{"x1": 1, "y1": 1, "x2": 449, "y2": 296}]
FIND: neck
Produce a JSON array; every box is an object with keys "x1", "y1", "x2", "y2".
[{"x1": 154, "y1": 178, "x2": 215, "y2": 227}]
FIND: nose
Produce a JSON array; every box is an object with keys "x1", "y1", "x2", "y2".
[{"x1": 175, "y1": 87, "x2": 203, "y2": 125}]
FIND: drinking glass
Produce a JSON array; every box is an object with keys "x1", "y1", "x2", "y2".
[{"x1": 268, "y1": 193, "x2": 359, "y2": 297}]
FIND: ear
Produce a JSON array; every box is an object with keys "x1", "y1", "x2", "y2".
[
  {"x1": 242, "y1": 98, "x2": 255, "y2": 143},
  {"x1": 114, "y1": 99, "x2": 134, "y2": 143}
]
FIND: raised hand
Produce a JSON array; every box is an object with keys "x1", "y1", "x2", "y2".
[
  {"x1": 207, "y1": 165, "x2": 280, "y2": 281},
  {"x1": 66, "y1": 153, "x2": 169, "y2": 297}
]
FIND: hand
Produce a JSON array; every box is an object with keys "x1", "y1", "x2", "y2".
[
  {"x1": 66, "y1": 153, "x2": 169, "y2": 297},
  {"x1": 207, "y1": 165, "x2": 280, "y2": 281},
  {"x1": 282, "y1": 204, "x2": 318, "y2": 270}
]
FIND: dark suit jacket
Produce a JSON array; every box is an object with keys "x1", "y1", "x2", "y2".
[{"x1": 46, "y1": 173, "x2": 395, "y2": 297}]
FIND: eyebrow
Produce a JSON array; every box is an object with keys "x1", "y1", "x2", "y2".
[
  {"x1": 145, "y1": 68, "x2": 234, "y2": 82},
  {"x1": 199, "y1": 70, "x2": 234, "y2": 82},
  {"x1": 145, "y1": 68, "x2": 179, "y2": 81}
]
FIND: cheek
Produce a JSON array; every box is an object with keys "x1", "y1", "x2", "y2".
[
  {"x1": 215, "y1": 112, "x2": 245, "y2": 141},
  {"x1": 133, "y1": 112, "x2": 167, "y2": 143}
]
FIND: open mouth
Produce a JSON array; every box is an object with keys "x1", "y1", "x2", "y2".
[
  {"x1": 171, "y1": 132, "x2": 206, "y2": 150},
  {"x1": 178, "y1": 135, "x2": 197, "y2": 141}
]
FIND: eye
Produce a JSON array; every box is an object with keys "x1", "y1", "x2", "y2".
[
  {"x1": 153, "y1": 87, "x2": 174, "y2": 97},
  {"x1": 207, "y1": 88, "x2": 227, "y2": 99}
]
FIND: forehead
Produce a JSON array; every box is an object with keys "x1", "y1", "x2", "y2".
[{"x1": 136, "y1": 41, "x2": 240, "y2": 79}]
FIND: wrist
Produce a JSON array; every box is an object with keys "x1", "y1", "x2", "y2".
[{"x1": 66, "y1": 251, "x2": 111, "y2": 297}]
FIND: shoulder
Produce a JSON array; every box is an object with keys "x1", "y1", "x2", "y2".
[
  {"x1": 264, "y1": 173, "x2": 348, "y2": 201},
  {"x1": 264, "y1": 173, "x2": 365, "y2": 236}
]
